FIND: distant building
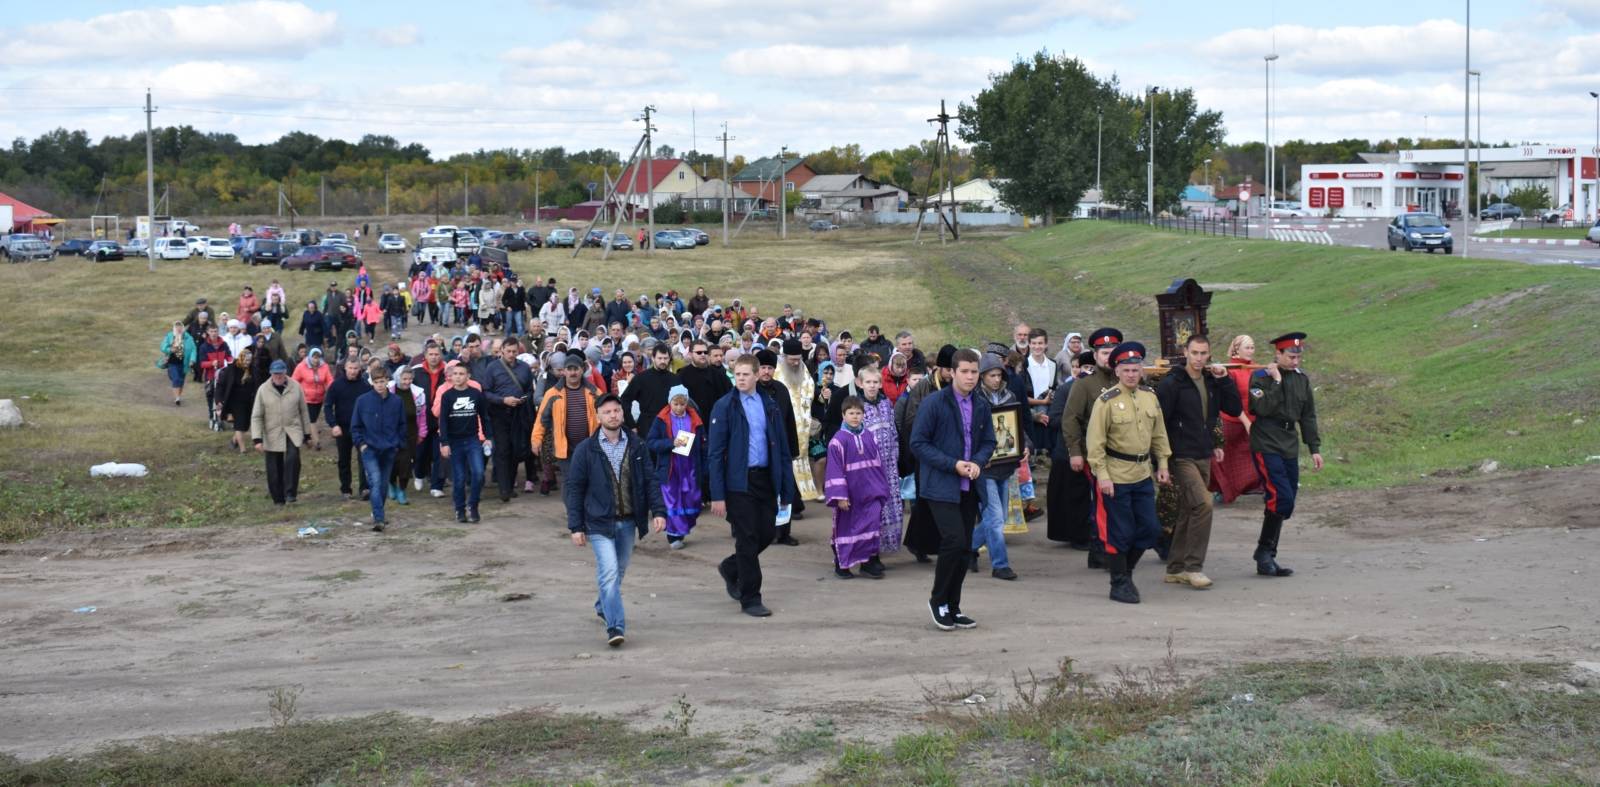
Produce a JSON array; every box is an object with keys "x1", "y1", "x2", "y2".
[
  {"x1": 731, "y1": 157, "x2": 816, "y2": 203},
  {"x1": 0, "y1": 190, "x2": 60, "y2": 234},
  {"x1": 614, "y1": 158, "x2": 705, "y2": 209},
  {"x1": 800, "y1": 174, "x2": 908, "y2": 213},
  {"x1": 680, "y1": 179, "x2": 770, "y2": 214},
  {"x1": 1300, "y1": 161, "x2": 1467, "y2": 218}
]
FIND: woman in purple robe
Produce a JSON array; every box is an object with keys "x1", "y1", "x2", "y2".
[
  {"x1": 823, "y1": 396, "x2": 888, "y2": 579},
  {"x1": 645, "y1": 385, "x2": 706, "y2": 549},
  {"x1": 855, "y1": 361, "x2": 903, "y2": 555}
]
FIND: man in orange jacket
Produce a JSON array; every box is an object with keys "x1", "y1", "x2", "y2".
[{"x1": 531, "y1": 353, "x2": 602, "y2": 496}]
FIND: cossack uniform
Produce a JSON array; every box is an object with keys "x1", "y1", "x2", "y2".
[
  {"x1": 1247, "y1": 332, "x2": 1321, "y2": 577},
  {"x1": 1055, "y1": 327, "x2": 1122, "y2": 566},
  {"x1": 1084, "y1": 342, "x2": 1172, "y2": 604}
]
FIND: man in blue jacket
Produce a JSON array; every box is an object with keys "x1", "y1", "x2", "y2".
[
  {"x1": 566, "y1": 394, "x2": 667, "y2": 648},
  {"x1": 706, "y1": 353, "x2": 794, "y2": 618},
  {"x1": 911, "y1": 348, "x2": 996, "y2": 631},
  {"x1": 351, "y1": 360, "x2": 407, "y2": 531}
]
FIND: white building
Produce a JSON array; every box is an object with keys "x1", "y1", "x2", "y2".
[
  {"x1": 1401, "y1": 145, "x2": 1597, "y2": 220},
  {"x1": 1299, "y1": 160, "x2": 1467, "y2": 218}
]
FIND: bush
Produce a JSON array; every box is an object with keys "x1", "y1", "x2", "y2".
[
  {"x1": 689, "y1": 209, "x2": 723, "y2": 224},
  {"x1": 1503, "y1": 185, "x2": 1551, "y2": 214},
  {"x1": 651, "y1": 202, "x2": 685, "y2": 225}
]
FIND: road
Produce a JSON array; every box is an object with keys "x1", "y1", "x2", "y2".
[{"x1": 1256, "y1": 217, "x2": 1600, "y2": 268}]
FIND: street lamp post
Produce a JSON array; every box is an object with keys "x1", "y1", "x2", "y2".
[
  {"x1": 1469, "y1": 69, "x2": 1481, "y2": 227},
  {"x1": 1591, "y1": 91, "x2": 1599, "y2": 223},
  {"x1": 1147, "y1": 86, "x2": 1156, "y2": 223},
  {"x1": 1264, "y1": 54, "x2": 1278, "y2": 220},
  {"x1": 1463, "y1": 0, "x2": 1471, "y2": 258},
  {"x1": 1203, "y1": 158, "x2": 1212, "y2": 194},
  {"x1": 1096, "y1": 109, "x2": 1103, "y2": 219}
]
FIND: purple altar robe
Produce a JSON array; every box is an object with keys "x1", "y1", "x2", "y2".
[
  {"x1": 823, "y1": 424, "x2": 889, "y2": 570},
  {"x1": 661, "y1": 411, "x2": 702, "y2": 537},
  {"x1": 860, "y1": 393, "x2": 903, "y2": 553}
]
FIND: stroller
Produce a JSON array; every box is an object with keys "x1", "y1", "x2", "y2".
[{"x1": 205, "y1": 377, "x2": 223, "y2": 432}]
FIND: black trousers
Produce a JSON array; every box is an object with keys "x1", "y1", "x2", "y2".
[
  {"x1": 489, "y1": 405, "x2": 519, "y2": 499},
  {"x1": 721, "y1": 468, "x2": 777, "y2": 607},
  {"x1": 903, "y1": 496, "x2": 942, "y2": 556},
  {"x1": 335, "y1": 429, "x2": 367, "y2": 495},
  {"x1": 264, "y1": 443, "x2": 301, "y2": 504},
  {"x1": 928, "y1": 490, "x2": 980, "y2": 611},
  {"x1": 1047, "y1": 462, "x2": 1095, "y2": 544}
]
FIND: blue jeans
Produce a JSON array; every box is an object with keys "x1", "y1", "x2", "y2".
[
  {"x1": 448, "y1": 438, "x2": 485, "y2": 512},
  {"x1": 505, "y1": 309, "x2": 525, "y2": 336},
  {"x1": 360, "y1": 446, "x2": 397, "y2": 521},
  {"x1": 971, "y1": 476, "x2": 1011, "y2": 569},
  {"x1": 590, "y1": 524, "x2": 636, "y2": 632}
]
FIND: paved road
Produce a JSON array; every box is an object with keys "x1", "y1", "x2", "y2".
[{"x1": 1254, "y1": 218, "x2": 1600, "y2": 268}]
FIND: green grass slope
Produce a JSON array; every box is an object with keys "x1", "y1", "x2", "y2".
[{"x1": 999, "y1": 222, "x2": 1599, "y2": 487}]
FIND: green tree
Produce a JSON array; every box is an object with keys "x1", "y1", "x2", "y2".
[
  {"x1": 1503, "y1": 185, "x2": 1552, "y2": 214},
  {"x1": 1100, "y1": 87, "x2": 1224, "y2": 214},
  {"x1": 958, "y1": 51, "x2": 1115, "y2": 223}
]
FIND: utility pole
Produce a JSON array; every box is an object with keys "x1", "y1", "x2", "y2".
[
  {"x1": 643, "y1": 105, "x2": 656, "y2": 256},
  {"x1": 384, "y1": 168, "x2": 390, "y2": 217},
  {"x1": 434, "y1": 182, "x2": 440, "y2": 226},
  {"x1": 717, "y1": 123, "x2": 733, "y2": 247},
  {"x1": 320, "y1": 174, "x2": 326, "y2": 219},
  {"x1": 1147, "y1": 86, "x2": 1157, "y2": 223},
  {"x1": 1096, "y1": 109, "x2": 1103, "y2": 215},
  {"x1": 463, "y1": 170, "x2": 469, "y2": 219},
  {"x1": 533, "y1": 169, "x2": 541, "y2": 227},
  {"x1": 779, "y1": 145, "x2": 788, "y2": 240},
  {"x1": 1463, "y1": 0, "x2": 1471, "y2": 258},
  {"x1": 912, "y1": 100, "x2": 959, "y2": 240},
  {"x1": 1264, "y1": 54, "x2": 1278, "y2": 220},
  {"x1": 144, "y1": 88, "x2": 156, "y2": 272}
]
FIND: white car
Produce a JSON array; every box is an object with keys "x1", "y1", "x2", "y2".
[
  {"x1": 155, "y1": 238, "x2": 190, "y2": 260},
  {"x1": 454, "y1": 230, "x2": 481, "y2": 254},
  {"x1": 204, "y1": 237, "x2": 235, "y2": 259},
  {"x1": 185, "y1": 236, "x2": 208, "y2": 256},
  {"x1": 377, "y1": 233, "x2": 406, "y2": 253},
  {"x1": 1269, "y1": 201, "x2": 1307, "y2": 218}
]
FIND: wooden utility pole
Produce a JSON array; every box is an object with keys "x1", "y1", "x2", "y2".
[
  {"x1": 384, "y1": 168, "x2": 390, "y2": 217},
  {"x1": 532, "y1": 169, "x2": 541, "y2": 227},
  {"x1": 571, "y1": 131, "x2": 649, "y2": 262},
  {"x1": 320, "y1": 174, "x2": 326, "y2": 219},
  {"x1": 463, "y1": 170, "x2": 469, "y2": 219},
  {"x1": 643, "y1": 105, "x2": 656, "y2": 256},
  {"x1": 912, "y1": 100, "x2": 959, "y2": 243},
  {"x1": 144, "y1": 88, "x2": 156, "y2": 272},
  {"x1": 717, "y1": 122, "x2": 733, "y2": 247},
  {"x1": 779, "y1": 146, "x2": 788, "y2": 240}
]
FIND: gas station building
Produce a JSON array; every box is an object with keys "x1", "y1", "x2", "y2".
[{"x1": 1301, "y1": 145, "x2": 1598, "y2": 220}]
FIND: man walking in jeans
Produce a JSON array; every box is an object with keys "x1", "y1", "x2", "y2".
[
  {"x1": 566, "y1": 394, "x2": 666, "y2": 647},
  {"x1": 352, "y1": 361, "x2": 407, "y2": 531},
  {"x1": 707, "y1": 354, "x2": 794, "y2": 618},
  {"x1": 911, "y1": 349, "x2": 996, "y2": 630}
]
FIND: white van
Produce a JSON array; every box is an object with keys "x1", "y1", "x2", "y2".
[{"x1": 155, "y1": 238, "x2": 190, "y2": 260}]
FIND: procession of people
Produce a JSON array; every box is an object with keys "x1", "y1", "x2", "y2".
[{"x1": 159, "y1": 253, "x2": 1322, "y2": 647}]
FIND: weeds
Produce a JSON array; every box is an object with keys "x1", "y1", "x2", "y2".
[
  {"x1": 267, "y1": 685, "x2": 302, "y2": 729},
  {"x1": 663, "y1": 693, "x2": 697, "y2": 737},
  {"x1": 774, "y1": 718, "x2": 836, "y2": 756}
]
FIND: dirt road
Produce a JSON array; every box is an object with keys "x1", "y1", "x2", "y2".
[{"x1": 3, "y1": 465, "x2": 1597, "y2": 760}]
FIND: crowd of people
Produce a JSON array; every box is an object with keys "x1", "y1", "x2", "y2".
[{"x1": 158, "y1": 254, "x2": 1322, "y2": 647}]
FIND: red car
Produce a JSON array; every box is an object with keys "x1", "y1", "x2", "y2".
[{"x1": 279, "y1": 245, "x2": 356, "y2": 271}]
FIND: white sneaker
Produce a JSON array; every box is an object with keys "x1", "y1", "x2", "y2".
[
  {"x1": 412, "y1": 478, "x2": 423, "y2": 491},
  {"x1": 669, "y1": 540, "x2": 686, "y2": 550},
  {"x1": 429, "y1": 489, "x2": 444, "y2": 498}
]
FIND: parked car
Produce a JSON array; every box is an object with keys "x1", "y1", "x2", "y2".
[
  {"x1": 462, "y1": 226, "x2": 490, "y2": 239},
  {"x1": 604, "y1": 232, "x2": 633, "y2": 251},
  {"x1": 324, "y1": 232, "x2": 349, "y2": 245},
  {"x1": 9, "y1": 240, "x2": 55, "y2": 262},
  {"x1": 254, "y1": 225, "x2": 279, "y2": 238},
  {"x1": 1539, "y1": 204, "x2": 1571, "y2": 224},
  {"x1": 229, "y1": 235, "x2": 248, "y2": 254},
  {"x1": 546, "y1": 228, "x2": 576, "y2": 248},
  {"x1": 582, "y1": 229, "x2": 608, "y2": 248},
  {"x1": 809, "y1": 220, "x2": 839, "y2": 232},
  {"x1": 1480, "y1": 202, "x2": 1522, "y2": 220},
  {"x1": 291, "y1": 228, "x2": 322, "y2": 247},
  {"x1": 185, "y1": 236, "x2": 208, "y2": 256},
  {"x1": 1269, "y1": 201, "x2": 1307, "y2": 218},
  {"x1": 205, "y1": 237, "x2": 236, "y2": 259},
  {"x1": 123, "y1": 237, "x2": 150, "y2": 256},
  {"x1": 1587, "y1": 218, "x2": 1600, "y2": 245},
  {"x1": 684, "y1": 227, "x2": 710, "y2": 245},
  {"x1": 86, "y1": 240, "x2": 124, "y2": 261},
  {"x1": 2, "y1": 233, "x2": 42, "y2": 258},
  {"x1": 155, "y1": 237, "x2": 190, "y2": 260},
  {"x1": 489, "y1": 233, "x2": 532, "y2": 251},
  {"x1": 1387, "y1": 212, "x2": 1453, "y2": 253},
  {"x1": 377, "y1": 233, "x2": 407, "y2": 253},
  {"x1": 654, "y1": 230, "x2": 697, "y2": 250},
  {"x1": 454, "y1": 230, "x2": 481, "y2": 254},
  {"x1": 55, "y1": 238, "x2": 95, "y2": 256},
  {"x1": 327, "y1": 242, "x2": 361, "y2": 262},
  {"x1": 280, "y1": 245, "x2": 357, "y2": 271},
  {"x1": 517, "y1": 229, "x2": 544, "y2": 248},
  {"x1": 242, "y1": 238, "x2": 288, "y2": 266}
]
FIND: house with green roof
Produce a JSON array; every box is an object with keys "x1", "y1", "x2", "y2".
[{"x1": 731, "y1": 156, "x2": 816, "y2": 202}]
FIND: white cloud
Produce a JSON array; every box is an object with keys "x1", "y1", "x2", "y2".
[
  {"x1": 501, "y1": 41, "x2": 681, "y2": 87},
  {"x1": 0, "y1": 1, "x2": 338, "y2": 65},
  {"x1": 1197, "y1": 20, "x2": 1531, "y2": 78},
  {"x1": 372, "y1": 24, "x2": 420, "y2": 47},
  {"x1": 1542, "y1": 0, "x2": 1600, "y2": 25}
]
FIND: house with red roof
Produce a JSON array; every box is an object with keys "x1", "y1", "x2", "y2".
[
  {"x1": 0, "y1": 191, "x2": 61, "y2": 235},
  {"x1": 612, "y1": 158, "x2": 705, "y2": 209}
]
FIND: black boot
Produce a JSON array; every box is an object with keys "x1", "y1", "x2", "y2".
[
  {"x1": 969, "y1": 549, "x2": 981, "y2": 573},
  {"x1": 1108, "y1": 553, "x2": 1139, "y2": 604},
  {"x1": 1087, "y1": 540, "x2": 1108, "y2": 571},
  {"x1": 1123, "y1": 548, "x2": 1144, "y2": 602},
  {"x1": 776, "y1": 524, "x2": 800, "y2": 546},
  {"x1": 1254, "y1": 513, "x2": 1293, "y2": 577}
]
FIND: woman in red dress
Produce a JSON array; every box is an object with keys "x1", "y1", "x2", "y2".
[{"x1": 1211, "y1": 334, "x2": 1262, "y2": 502}]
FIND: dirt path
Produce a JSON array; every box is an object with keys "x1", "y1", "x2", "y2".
[{"x1": 2, "y1": 464, "x2": 1597, "y2": 761}]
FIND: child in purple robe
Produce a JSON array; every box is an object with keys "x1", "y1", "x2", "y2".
[
  {"x1": 645, "y1": 385, "x2": 706, "y2": 549},
  {"x1": 824, "y1": 397, "x2": 888, "y2": 579}
]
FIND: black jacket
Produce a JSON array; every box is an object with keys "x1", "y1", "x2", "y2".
[
  {"x1": 757, "y1": 379, "x2": 800, "y2": 460},
  {"x1": 565, "y1": 429, "x2": 665, "y2": 539},
  {"x1": 1155, "y1": 369, "x2": 1243, "y2": 460},
  {"x1": 678, "y1": 363, "x2": 731, "y2": 417},
  {"x1": 620, "y1": 367, "x2": 682, "y2": 434},
  {"x1": 323, "y1": 372, "x2": 368, "y2": 429}
]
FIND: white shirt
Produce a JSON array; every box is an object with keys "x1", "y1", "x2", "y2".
[
  {"x1": 223, "y1": 331, "x2": 252, "y2": 358},
  {"x1": 1026, "y1": 355, "x2": 1056, "y2": 398}
]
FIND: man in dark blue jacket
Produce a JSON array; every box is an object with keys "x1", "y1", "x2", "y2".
[
  {"x1": 324, "y1": 356, "x2": 370, "y2": 500},
  {"x1": 912, "y1": 348, "x2": 996, "y2": 631},
  {"x1": 351, "y1": 361, "x2": 407, "y2": 530},
  {"x1": 567, "y1": 394, "x2": 666, "y2": 648},
  {"x1": 706, "y1": 353, "x2": 794, "y2": 618}
]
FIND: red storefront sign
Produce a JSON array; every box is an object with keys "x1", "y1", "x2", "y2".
[
  {"x1": 1308, "y1": 187, "x2": 1326, "y2": 208},
  {"x1": 1309, "y1": 172, "x2": 1340, "y2": 180},
  {"x1": 1395, "y1": 172, "x2": 1418, "y2": 180},
  {"x1": 1418, "y1": 172, "x2": 1442, "y2": 180},
  {"x1": 1327, "y1": 187, "x2": 1345, "y2": 208}
]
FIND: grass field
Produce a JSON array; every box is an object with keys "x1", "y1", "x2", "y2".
[
  {"x1": 3, "y1": 655, "x2": 1593, "y2": 785},
  {"x1": 0, "y1": 217, "x2": 1595, "y2": 540}
]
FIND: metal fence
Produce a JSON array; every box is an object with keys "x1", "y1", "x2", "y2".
[{"x1": 1108, "y1": 209, "x2": 1250, "y2": 239}]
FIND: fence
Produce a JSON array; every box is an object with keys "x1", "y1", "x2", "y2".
[{"x1": 1108, "y1": 209, "x2": 1250, "y2": 239}]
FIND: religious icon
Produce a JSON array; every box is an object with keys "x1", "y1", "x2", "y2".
[{"x1": 988, "y1": 403, "x2": 1023, "y2": 470}]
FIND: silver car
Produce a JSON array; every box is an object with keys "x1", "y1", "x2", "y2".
[{"x1": 1588, "y1": 219, "x2": 1600, "y2": 245}]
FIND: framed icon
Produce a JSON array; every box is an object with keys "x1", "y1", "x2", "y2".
[{"x1": 988, "y1": 402, "x2": 1024, "y2": 470}]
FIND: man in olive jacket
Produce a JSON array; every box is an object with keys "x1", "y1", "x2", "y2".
[{"x1": 251, "y1": 359, "x2": 315, "y2": 505}]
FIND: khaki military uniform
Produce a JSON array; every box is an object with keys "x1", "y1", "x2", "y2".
[{"x1": 1084, "y1": 384, "x2": 1171, "y2": 555}]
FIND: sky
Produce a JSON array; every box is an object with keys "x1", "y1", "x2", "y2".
[{"x1": 2, "y1": 0, "x2": 1599, "y2": 161}]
